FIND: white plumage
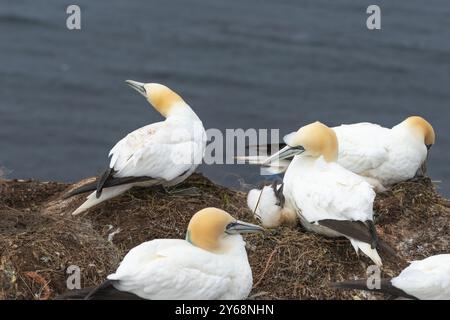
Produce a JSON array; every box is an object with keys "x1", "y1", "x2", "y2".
[
  {"x1": 333, "y1": 119, "x2": 432, "y2": 189},
  {"x1": 108, "y1": 119, "x2": 204, "y2": 181},
  {"x1": 332, "y1": 123, "x2": 390, "y2": 177},
  {"x1": 284, "y1": 158, "x2": 375, "y2": 223},
  {"x1": 59, "y1": 208, "x2": 264, "y2": 300},
  {"x1": 242, "y1": 116, "x2": 435, "y2": 191},
  {"x1": 108, "y1": 237, "x2": 252, "y2": 300},
  {"x1": 284, "y1": 156, "x2": 382, "y2": 266},
  {"x1": 247, "y1": 184, "x2": 296, "y2": 228},
  {"x1": 391, "y1": 254, "x2": 450, "y2": 300},
  {"x1": 334, "y1": 254, "x2": 450, "y2": 299},
  {"x1": 71, "y1": 82, "x2": 206, "y2": 215},
  {"x1": 270, "y1": 122, "x2": 384, "y2": 266}
]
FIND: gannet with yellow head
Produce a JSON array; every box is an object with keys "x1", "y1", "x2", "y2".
[
  {"x1": 56, "y1": 207, "x2": 264, "y2": 300},
  {"x1": 334, "y1": 115, "x2": 435, "y2": 190},
  {"x1": 66, "y1": 80, "x2": 206, "y2": 215},
  {"x1": 265, "y1": 122, "x2": 396, "y2": 266},
  {"x1": 241, "y1": 116, "x2": 435, "y2": 192}
]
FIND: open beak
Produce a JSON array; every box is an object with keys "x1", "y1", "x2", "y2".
[
  {"x1": 125, "y1": 80, "x2": 146, "y2": 96},
  {"x1": 262, "y1": 145, "x2": 305, "y2": 165},
  {"x1": 225, "y1": 220, "x2": 264, "y2": 235}
]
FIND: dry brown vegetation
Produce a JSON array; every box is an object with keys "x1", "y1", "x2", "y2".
[{"x1": 0, "y1": 174, "x2": 448, "y2": 300}]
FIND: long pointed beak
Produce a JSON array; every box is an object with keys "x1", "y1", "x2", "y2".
[
  {"x1": 226, "y1": 220, "x2": 265, "y2": 235},
  {"x1": 262, "y1": 145, "x2": 305, "y2": 165},
  {"x1": 125, "y1": 80, "x2": 146, "y2": 96}
]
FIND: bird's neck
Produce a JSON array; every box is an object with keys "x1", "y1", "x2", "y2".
[
  {"x1": 217, "y1": 235, "x2": 247, "y2": 256},
  {"x1": 166, "y1": 103, "x2": 200, "y2": 121},
  {"x1": 287, "y1": 155, "x2": 331, "y2": 180},
  {"x1": 391, "y1": 123, "x2": 424, "y2": 146},
  {"x1": 291, "y1": 154, "x2": 320, "y2": 168},
  {"x1": 186, "y1": 232, "x2": 245, "y2": 256}
]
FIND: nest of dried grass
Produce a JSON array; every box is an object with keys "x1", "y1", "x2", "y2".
[{"x1": 0, "y1": 174, "x2": 448, "y2": 300}]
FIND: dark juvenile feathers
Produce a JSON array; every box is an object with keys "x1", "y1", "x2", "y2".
[
  {"x1": 54, "y1": 280, "x2": 144, "y2": 300},
  {"x1": 331, "y1": 279, "x2": 418, "y2": 300}
]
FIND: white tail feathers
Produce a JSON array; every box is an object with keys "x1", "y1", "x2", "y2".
[
  {"x1": 72, "y1": 184, "x2": 133, "y2": 215},
  {"x1": 349, "y1": 239, "x2": 383, "y2": 267}
]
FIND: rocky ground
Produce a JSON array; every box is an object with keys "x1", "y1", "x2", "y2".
[{"x1": 0, "y1": 173, "x2": 449, "y2": 299}]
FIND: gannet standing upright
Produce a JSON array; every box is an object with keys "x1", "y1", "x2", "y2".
[
  {"x1": 241, "y1": 116, "x2": 435, "y2": 191},
  {"x1": 332, "y1": 254, "x2": 450, "y2": 300},
  {"x1": 65, "y1": 81, "x2": 206, "y2": 215},
  {"x1": 264, "y1": 122, "x2": 395, "y2": 266},
  {"x1": 56, "y1": 207, "x2": 264, "y2": 300},
  {"x1": 247, "y1": 182, "x2": 297, "y2": 228}
]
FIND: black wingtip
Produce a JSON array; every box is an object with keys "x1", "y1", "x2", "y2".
[
  {"x1": 63, "y1": 173, "x2": 158, "y2": 201},
  {"x1": 366, "y1": 220, "x2": 379, "y2": 249},
  {"x1": 63, "y1": 182, "x2": 98, "y2": 199},
  {"x1": 54, "y1": 288, "x2": 95, "y2": 300},
  {"x1": 331, "y1": 279, "x2": 418, "y2": 300},
  {"x1": 96, "y1": 168, "x2": 115, "y2": 199},
  {"x1": 330, "y1": 279, "x2": 373, "y2": 291},
  {"x1": 377, "y1": 239, "x2": 400, "y2": 260},
  {"x1": 55, "y1": 280, "x2": 145, "y2": 300}
]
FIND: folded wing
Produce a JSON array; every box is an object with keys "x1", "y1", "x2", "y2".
[{"x1": 107, "y1": 240, "x2": 234, "y2": 300}]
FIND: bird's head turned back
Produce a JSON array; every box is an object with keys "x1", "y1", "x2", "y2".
[{"x1": 402, "y1": 116, "x2": 435, "y2": 148}]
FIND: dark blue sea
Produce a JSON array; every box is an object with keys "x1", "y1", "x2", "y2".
[{"x1": 1, "y1": 0, "x2": 449, "y2": 195}]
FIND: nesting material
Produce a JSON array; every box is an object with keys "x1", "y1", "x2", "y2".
[{"x1": 0, "y1": 174, "x2": 448, "y2": 299}]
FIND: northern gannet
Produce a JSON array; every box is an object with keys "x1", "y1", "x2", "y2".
[
  {"x1": 241, "y1": 116, "x2": 435, "y2": 191},
  {"x1": 332, "y1": 254, "x2": 450, "y2": 300},
  {"x1": 247, "y1": 182, "x2": 297, "y2": 228},
  {"x1": 56, "y1": 207, "x2": 264, "y2": 300},
  {"x1": 65, "y1": 81, "x2": 206, "y2": 215},
  {"x1": 264, "y1": 122, "x2": 395, "y2": 266}
]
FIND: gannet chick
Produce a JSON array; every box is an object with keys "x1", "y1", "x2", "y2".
[
  {"x1": 247, "y1": 182, "x2": 297, "y2": 228},
  {"x1": 242, "y1": 116, "x2": 435, "y2": 191},
  {"x1": 332, "y1": 254, "x2": 450, "y2": 300},
  {"x1": 65, "y1": 81, "x2": 206, "y2": 215},
  {"x1": 264, "y1": 122, "x2": 395, "y2": 266},
  {"x1": 55, "y1": 207, "x2": 264, "y2": 300}
]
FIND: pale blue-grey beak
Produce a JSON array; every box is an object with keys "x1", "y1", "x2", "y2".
[
  {"x1": 125, "y1": 80, "x2": 146, "y2": 96},
  {"x1": 263, "y1": 145, "x2": 305, "y2": 165},
  {"x1": 225, "y1": 220, "x2": 264, "y2": 235}
]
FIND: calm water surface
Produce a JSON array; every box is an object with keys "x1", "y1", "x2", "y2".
[{"x1": 1, "y1": 0, "x2": 449, "y2": 195}]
